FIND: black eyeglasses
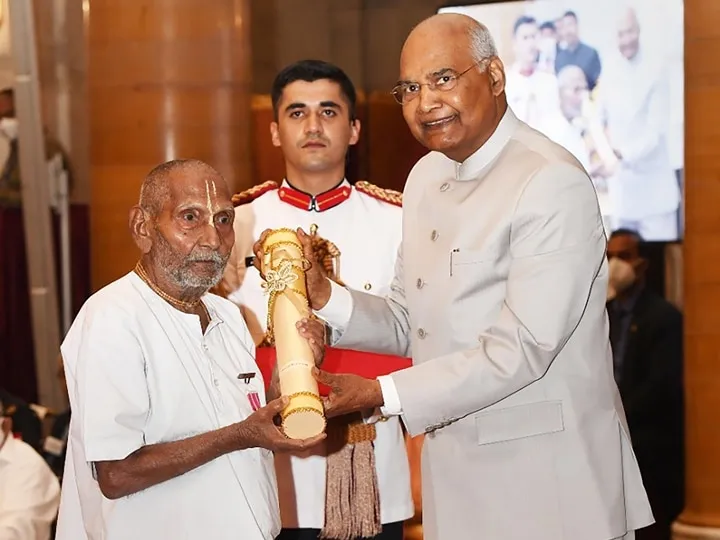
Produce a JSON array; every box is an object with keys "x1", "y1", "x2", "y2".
[{"x1": 391, "y1": 59, "x2": 488, "y2": 105}]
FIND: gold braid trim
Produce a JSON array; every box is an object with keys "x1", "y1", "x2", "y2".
[
  {"x1": 279, "y1": 391, "x2": 325, "y2": 420},
  {"x1": 326, "y1": 413, "x2": 378, "y2": 447},
  {"x1": 231, "y1": 180, "x2": 279, "y2": 207},
  {"x1": 346, "y1": 422, "x2": 377, "y2": 444},
  {"x1": 355, "y1": 180, "x2": 402, "y2": 208}
]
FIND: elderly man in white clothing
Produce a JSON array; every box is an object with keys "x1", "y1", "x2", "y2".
[
  {"x1": 0, "y1": 399, "x2": 60, "y2": 540},
  {"x1": 223, "y1": 59, "x2": 413, "y2": 540},
  {"x1": 540, "y1": 65, "x2": 615, "y2": 232},
  {"x1": 255, "y1": 13, "x2": 655, "y2": 540},
  {"x1": 56, "y1": 159, "x2": 326, "y2": 540}
]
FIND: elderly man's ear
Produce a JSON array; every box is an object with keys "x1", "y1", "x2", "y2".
[{"x1": 129, "y1": 206, "x2": 153, "y2": 254}]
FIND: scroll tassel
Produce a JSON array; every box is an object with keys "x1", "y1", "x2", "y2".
[{"x1": 321, "y1": 416, "x2": 382, "y2": 540}]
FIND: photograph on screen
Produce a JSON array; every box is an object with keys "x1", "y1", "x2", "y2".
[{"x1": 439, "y1": 0, "x2": 684, "y2": 242}]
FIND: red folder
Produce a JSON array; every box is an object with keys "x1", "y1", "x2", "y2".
[{"x1": 254, "y1": 347, "x2": 412, "y2": 395}]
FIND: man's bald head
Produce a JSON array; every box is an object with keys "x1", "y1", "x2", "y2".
[
  {"x1": 139, "y1": 159, "x2": 225, "y2": 218},
  {"x1": 557, "y1": 65, "x2": 588, "y2": 120},
  {"x1": 403, "y1": 13, "x2": 497, "y2": 66},
  {"x1": 617, "y1": 6, "x2": 641, "y2": 60},
  {"x1": 618, "y1": 6, "x2": 639, "y2": 29},
  {"x1": 557, "y1": 65, "x2": 587, "y2": 88}
]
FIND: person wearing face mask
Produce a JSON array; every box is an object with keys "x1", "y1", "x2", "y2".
[
  {"x1": 606, "y1": 229, "x2": 684, "y2": 540},
  {"x1": 0, "y1": 88, "x2": 72, "y2": 207}
]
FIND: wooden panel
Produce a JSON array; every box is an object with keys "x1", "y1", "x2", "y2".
[
  {"x1": 250, "y1": 95, "x2": 284, "y2": 185},
  {"x1": 88, "y1": 0, "x2": 251, "y2": 290},
  {"x1": 677, "y1": 0, "x2": 720, "y2": 531}
]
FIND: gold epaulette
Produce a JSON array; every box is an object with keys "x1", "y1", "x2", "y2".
[
  {"x1": 231, "y1": 180, "x2": 279, "y2": 207},
  {"x1": 354, "y1": 181, "x2": 402, "y2": 208}
]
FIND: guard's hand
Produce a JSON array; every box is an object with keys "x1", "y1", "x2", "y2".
[
  {"x1": 296, "y1": 317, "x2": 326, "y2": 367},
  {"x1": 252, "y1": 228, "x2": 332, "y2": 310},
  {"x1": 296, "y1": 228, "x2": 332, "y2": 310},
  {"x1": 312, "y1": 368, "x2": 384, "y2": 419},
  {"x1": 251, "y1": 230, "x2": 270, "y2": 277},
  {"x1": 238, "y1": 396, "x2": 325, "y2": 452}
]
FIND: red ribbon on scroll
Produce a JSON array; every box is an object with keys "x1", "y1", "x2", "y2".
[{"x1": 254, "y1": 347, "x2": 412, "y2": 395}]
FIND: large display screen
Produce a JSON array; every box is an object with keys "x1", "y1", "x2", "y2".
[{"x1": 439, "y1": 1, "x2": 684, "y2": 241}]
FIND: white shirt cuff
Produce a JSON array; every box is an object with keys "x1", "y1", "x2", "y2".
[
  {"x1": 314, "y1": 279, "x2": 353, "y2": 332},
  {"x1": 378, "y1": 375, "x2": 403, "y2": 416}
]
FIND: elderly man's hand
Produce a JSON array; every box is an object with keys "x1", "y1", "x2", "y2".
[
  {"x1": 238, "y1": 397, "x2": 325, "y2": 452},
  {"x1": 312, "y1": 368, "x2": 384, "y2": 418}
]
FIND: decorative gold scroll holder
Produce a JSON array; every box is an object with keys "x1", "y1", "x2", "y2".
[{"x1": 260, "y1": 228, "x2": 326, "y2": 440}]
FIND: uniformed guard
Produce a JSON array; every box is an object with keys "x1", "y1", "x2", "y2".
[{"x1": 221, "y1": 60, "x2": 413, "y2": 540}]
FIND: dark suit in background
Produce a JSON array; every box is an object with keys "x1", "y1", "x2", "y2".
[{"x1": 609, "y1": 287, "x2": 684, "y2": 540}]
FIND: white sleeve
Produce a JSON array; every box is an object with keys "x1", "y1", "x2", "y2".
[
  {"x1": 74, "y1": 305, "x2": 149, "y2": 463},
  {"x1": 619, "y1": 75, "x2": 670, "y2": 164},
  {"x1": 378, "y1": 375, "x2": 403, "y2": 416},
  {"x1": 314, "y1": 279, "x2": 354, "y2": 333}
]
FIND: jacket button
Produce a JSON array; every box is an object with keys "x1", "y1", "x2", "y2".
[
  {"x1": 417, "y1": 328, "x2": 427, "y2": 339},
  {"x1": 430, "y1": 230, "x2": 438, "y2": 241},
  {"x1": 416, "y1": 278, "x2": 424, "y2": 289},
  {"x1": 440, "y1": 182, "x2": 450, "y2": 192}
]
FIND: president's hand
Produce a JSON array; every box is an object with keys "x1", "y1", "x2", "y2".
[
  {"x1": 313, "y1": 368, "x2": 384, "y2": 418},
  {"x1": 238, "y1": 396, "x2": 326, "y2": 452},
  {"x1": 252, "y1": 228, "x2": 332, "y2": 310}
]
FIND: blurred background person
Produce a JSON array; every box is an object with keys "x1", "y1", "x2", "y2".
[
  {"x1": 606, "y1": 229, "x2": 684, "y2": 540},
  {"x1": 555, "y1": 10, "x2": 602, "y2": 90},
  {"x1": 0, "y1": 88, "x2": 72, "y2": 207},
  {"x1": 537, "y1": 21, "x2": 557, "y2": 73},
  {"x1": 505, "y1": 15, "x2": 560, "y2": 131},
  {"x1": 541, "y1": 64, "x2": 615, "y2": 232},
  {"x1": 597, "y1": 7, "x2": 680, "y2": 240},
  {"x1": 0, "y1": 395, "x2": 60, "y2": 540}
]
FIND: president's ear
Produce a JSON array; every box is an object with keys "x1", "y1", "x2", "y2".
[{"x1": 488, "y1": 57, "x2": 506, "y2": 96}]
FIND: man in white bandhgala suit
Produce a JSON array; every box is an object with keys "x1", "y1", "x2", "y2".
[{"x1": 253, "y1": 13, "x2": 655, "y2": 540}]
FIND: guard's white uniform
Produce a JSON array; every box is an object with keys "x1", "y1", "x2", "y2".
[{"x1": 225, "y1": 179, "x2": 414, "y2": 530}]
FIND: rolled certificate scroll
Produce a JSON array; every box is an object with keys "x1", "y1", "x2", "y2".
[{"x1": 260, "y1": 228, "x2": 326, "y2": 439}]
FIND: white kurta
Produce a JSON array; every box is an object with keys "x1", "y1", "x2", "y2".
[
  {"x1": 0, "y1": 435, "x2": 60, "y2": 540},
  {"x1": 540, "y1": 112, "x2": 613, "y2": 233},
  {"x1": 505, "y1": 68, "x2": 561, "y2": 132},
  {"x1": 228, "y1": 181, "x2": 414, "y2": 529},
  {"x1": 56, "y1": 273, "x2": 280, "y2": 540}
]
